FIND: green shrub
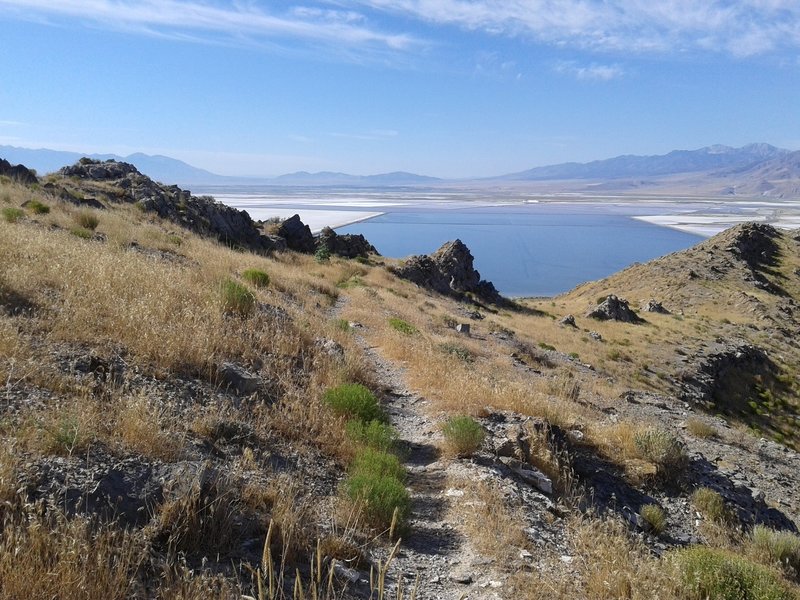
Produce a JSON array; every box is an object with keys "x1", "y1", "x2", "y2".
[
  {"x1": 334, "y1": 318, "x2": 352, "y2": 332},
  {"x1": 74, "y1": 210, "x2": 99, "y2": 230},
  {"x1": 640, "y1": 504, "x2": 667, "y2": 535},
  {"x1": 345, "y1": 472, "x2": 410, "y2": 529},
  {"x1": 346, "y1": 419, "x2": 397, "y2": 451},
  {"x1": 538, "y1": 342, "x2": 556, "y2": 351},
  {"x1": 750, "y1": 526, "x2": 800, "y2": 578},
  {"x1": 439, "y1": 343, "x2": 473, "y2": 363},
  {"x1": 634, "y1": 427, "x2": 688, "y2": 480},
  {"x1": 388, "y1": 318, "x2": 417, "y2": 335},
  {"x1": 671, "y1": 546, "x2": 794, "y2": 600},
  {"x1": 691, "y1": 487, "x2": 731, "y2": 524},
  {"x1": 323, "y1": 383, "x2": 383, "y2": 423},
  {"x1": 351, "y1": 448, "x2": 405, "y2": 482},
  {"x1": 314, "y1": 245, "x2": 331, "y2": 263},
  {"x1": 1, "y1": 207, "x2": 24, "y2": 223},
  {"x1": 27, "y1": 200, "x2": 50, "y2": 214},
  {"x1": 70, "y1": 227, "x2": 93, "y2": 240},
  {"x1": 241, "y1": 268, "x2": 270, "y2": 288},
  {"x1": 442, "y1": 416, "x2": 485, "y2": 457},
  {"x1": 219, "y1": 279, "x2": 255, "y2": 316}
]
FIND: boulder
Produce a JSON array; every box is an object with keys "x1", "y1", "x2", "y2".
[
  {"x1": 393, "y1": 239, "x2": 503, "y2": 304},
  {"x1": 217, "y1": 362, "x2": 261, "y2": 395},
  {"x1": 586, "y1": 295, "x2": 644, "y2": 323},
  {"x1": 276, "y1": 214, "x2": 315, "y2": 253},
  {"x1": 723, "y1": 222, "x2": 779, "y2": 269},
  {"x1": 0, "y1": 158, "x2": 38, "y2": 185},
  {"x1": 641, "y1": 299, "x2": 670, "y2": 314},
  {"x1": 317, "y1": 226, "x2": 378, "y2": 259},
  {"x1": 560, "y1": 314, "x2": 577, "y2": 327}
]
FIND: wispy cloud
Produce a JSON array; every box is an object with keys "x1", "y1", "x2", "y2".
[
  {"x1": 0, "y1": 0, "x2": 420, "y2": 56},
  {"x1": 554, "y1": 61, "x2": 624, "y2": 81},
  {"x1": 352, "y1": 0, "x2": 800, "y2": 57},
  {"x1": 0, "y1": 120, "x2": 26, "y2": 127},
  {"x1": 328, "y1": 129, "x2": 399, "y2": 141}
]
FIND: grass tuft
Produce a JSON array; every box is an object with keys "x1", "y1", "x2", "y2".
[
  {"x1": 241, "y1": 268, "x2": 270, "y2": 288},
  {"x1": 323, "y1": 383, "x2": 383, "y2": 423},
  {"x1": 388, "y1": 317, "x2": 418, "y2": 335},
  {"x1": 686, "y1": 417, "x2": 718, "y2": 438},
  {"x1": 640, "y1": 503, "x2": 667, "y2": 535},
  {"x1": 346, "y1": 419, "x2": 397, "y2": 451},
  {"x1": 219, "y1": 278, "x2": 255, "y2": 316},
  {"x1": 749, "y1": 525, "x2": 800, "y2": 579},
  {"x1": 634, "y1": 427, "x2": 688, "y2": 481},
  {"x1": 27, "y1": 200, "x2": 50, "y2": 214},
  {"x1": 442, "y1": 415, "x2": 485, "y2": 457},
  {"x1": 2, "y1": 207, "x2": 24, "y2": 223},
  {"x1": 74, "y1": 210, "x2": 99, "y2": 230},
  {"x1": 691, "y1": 487, "x2": 731, "y2": 524}
]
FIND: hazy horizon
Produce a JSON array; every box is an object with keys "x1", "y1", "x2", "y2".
[{"x1": 1, "y1": 1, "x2": 799, "y2": 178}]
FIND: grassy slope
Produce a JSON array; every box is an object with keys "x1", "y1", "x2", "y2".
[{"x1": 2, "y1": 171, "x2": 800, "y2": 598}]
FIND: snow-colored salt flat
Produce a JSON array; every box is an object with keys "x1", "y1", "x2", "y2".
[
  {"x1": 633, "y1": 214, "x2": 800, "y2": 237},
  {"x1": 226, "y1": 204, "x2": 382, "y2": 234}
]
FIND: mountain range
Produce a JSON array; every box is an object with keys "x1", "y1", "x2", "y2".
[{"x1": 2, "y1": 143, "x2": 799, "y2": 198}]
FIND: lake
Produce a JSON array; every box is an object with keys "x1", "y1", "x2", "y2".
[{"x1": 335, "y1": 203, "x2": 703, "y2": 297}]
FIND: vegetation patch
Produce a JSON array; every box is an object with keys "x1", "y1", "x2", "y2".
[
  {"x1": 691, "y1": 487, "x2": 731, "y2": 524},
  {"x1": 219, "y1": 278, "x2": 255, "y2": 316},
  {"x1": 323, "y1": 383, "x2": 384, "y2": 423},
  {"x1": 670, "y1": 546, "x2": 795, "y2": 600},
  {"x1": 346, "y1": 419, "x2": 397, "y2": 451},
  {"x1": 26, "y1": 200, "x2": 50, "y2": 214},
  {"x1": 442, "y1": 415, "x2": 485, "y2": 457},
  {"x1": 241, "y1": 268, "x2": 270, "y2": 288},
  {"x1": 634, "y1": 427, "x2": 688, "y2": 481},
  {"x1": 686, "y1": 417, "x2": 718, "y2": 438},
  {"x1": 70, "y1": 227, "x2": 94, "y2": 240},
  {"x1": 74, "y1": 210, "x2": 99, "y2": 230},
  {"x1": 1, "y1": 207, "x2": 24, "y2": 223},
  {"x1": 640, "y1": 503, "x2": 667, "y2": 535},
  {"x1": 388, "y1": 317, "x2": 418, "y2": 335},
  {"x1": 749, "y1": 526, "x2": 800, "y2": 580}
]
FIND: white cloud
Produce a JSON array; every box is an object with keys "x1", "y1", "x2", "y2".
[
  {"x1": 0, "y1": 0, "x2": 420, "y2": 55},
  {"x1": 554, "y1": 61, "x2": 625, "y2": 81},
  {"x1": 353, "y1": 0, "x2": 800, "y2": 57}
]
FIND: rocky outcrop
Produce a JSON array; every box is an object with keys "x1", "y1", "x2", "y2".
[
  {"x1": 392, "y1": 239, "x2": 503, "y2": 304},
  {"x1": 586, "y1": 295, "x2": 644, "y2": 323},
  {"x1": 58, "y1": 159, "x2": 279, "y2": 254},
  {"x1": 723, "y1": 222, "x2": 780, "y2": 270},
  {"x1": 276, "y1": 214, "x2": 315, "y2": 253},
  {"x1": 679, "y1": 342, "x2": 775, "y2": 409},
  {"x1": 317, "y1": 226, "x2": 378, "y2": 258},
  {"x1": 0, "y1": 158, "x2": 38, "y2": 185}
]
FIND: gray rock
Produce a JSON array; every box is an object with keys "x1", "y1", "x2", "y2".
[
  {"x1": 641, "y1": 299, "x2": 670, "y2": 314},
  {"x1": 586, "y1": 295, "x2": 644, "y2": 323},
  {"x1": 449, "y1": 569, "x2": 473, "y2": 584},
  {"x1": 589, "y1": 331, "x2": 603, "y2": 341},
  {"x1": 317, "y1": 226, "x2": 378, "y2": 259},
  {"x1": 315, "y1": 338, "x2": 345, "y2": 360},
  {"x1": 455, "y1": 323, "x2": 471, "y2": 334},
  {"x1": 217, "y1": 362, "x2": 261, "y2": 395},
  {"x1": 276, "y1": 214, "x2": 315, "y2": 253},
  {"x1": 0, "y1": 158, "x2": 38, "y2": 185},
  {"x1": 560, "y1": 314, "x2": 576, "y2": 327}
]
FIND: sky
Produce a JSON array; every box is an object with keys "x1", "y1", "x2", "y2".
[{"x1": 0, "y1": 1, "x2": 799, "y2": 178}]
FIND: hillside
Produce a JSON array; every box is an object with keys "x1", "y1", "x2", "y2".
[{"x1": 2, "y1": 159, "x2": 800, "y2": 599}]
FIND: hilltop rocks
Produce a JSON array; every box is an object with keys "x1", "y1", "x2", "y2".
[
  {"x1": 393, "y1": 239, "x2": 503, "y2": 304},
  {"x1": 317, "y1": 226, "x2": 377, "y2": 259},
  {"x1": 723, "y1": 222, "x2": 779, "y2": 269},
  {"x1": 586, "y1": 295, "x2": 643, "y2": 323},
  {"x1": 276, "y1": 214, "x2": 315, "y2": 253},
  {"x1": 58, "y1": 159, "x2": 279, "y2": 254},
  {"x1": 0, "y1": 158, "x2": 38, "y2": 185}
]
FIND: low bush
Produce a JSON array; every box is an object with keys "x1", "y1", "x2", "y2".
[
  {"x1": 634, "y1": 427, "x2": 688, "y2": 480},
  {"x1": 1, "y1": 207, "x2": 24, "y2": 223},
  {"x1": 686, "y1": 417, "x2": 718, "y2": 438},
  {"x1": 750, "y1": 525, "x2": 800, "y2": 579},
  {"x1": 70, "y1": 227, "x2": 93, "y2": 240},
  {"x1": 27, "y1": 200, "x2": 50, "y2": 214},
  {"x1": 74, "y1": 210, "x2": 99, "y2": 230},
  {"x1": 314, "y1": 245, "x2": 331, "y2": 263},
  {"x1": 351, "y1": 448, "x2": 405, "y2": 482},
  {"x1": 346, "y1": 419, "x2": 397, "y2": 451},
  {"x1": 671, "y1": 546, "x2": 795, "y2": 600},
  {"x1": 388, "y1": 317, "x2": 417, "y2": 335},
  {"x1": 439, "y1": 343, "x2": 474, "y2": 363},
  {"x1": 640, "y1": 503, "x2": 667, "y2": 535},
  {"x1": 345, "y1": 472, "x2": 410, "y2": 530},
  {"x1": 691, "y1": 487, "x2": 731, "y2": 524},
  {"x1": 241, "y1": 268, "x2": 270, "y2": 288},
  {"x1": 219, "y1": 278, "x2": 255, "y2": 316},
  {"x1": 442, "y1": 415, "x2": 485, "y2": 457},
  {"x1": 323, "y1": 383, "x2": 383, "y2": 423}
]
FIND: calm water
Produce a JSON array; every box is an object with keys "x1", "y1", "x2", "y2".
[{"x1": 337, "y1": 204, "x2": 703, "y2": 297}]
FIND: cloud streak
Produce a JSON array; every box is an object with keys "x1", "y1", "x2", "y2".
[
  {"x1": 352, "y1": 0, "x2": 800, "y2": 57},
  {"x1": 0, "y1": 0, "x2": 419, "y2": 55},
  {"x1": 554, "y1": 61, "x2": 624, "y2": 81}
]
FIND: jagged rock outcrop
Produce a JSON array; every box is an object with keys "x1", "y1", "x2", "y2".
[
  {"x1": 723, "y1": 222, "x2": 780, "y2": 269},
  {"x1": 0, "y1": 158, "x2": 38, "y2": 185},
  {"x1": 392, "y1": 239, "x2": 502, "y2": 304},
  {"x1": 679, "y1": 342, "x2": 775, "y2": 409},
  {"x1": 586, "y1": 295, "x2": 644, "y2": 323},
  {"x1": 58, "y1": 159, "x2": 278, "y2": 254},
  {"x1": 276, "y1": 214, "x2": 315, "y2": 253},
  {"x1": 317, "y1": 226, "x2": 378, "y2": 258}
]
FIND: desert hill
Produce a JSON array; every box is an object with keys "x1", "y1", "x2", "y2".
[{"x1": 1, "y1": 158, "x2": 800, "y2": 599}]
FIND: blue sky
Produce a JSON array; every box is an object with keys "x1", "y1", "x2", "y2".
[{"x1": 0, "y1": 1, "x2": 799, "y2": 178}]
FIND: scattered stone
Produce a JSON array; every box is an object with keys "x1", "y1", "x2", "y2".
[
  {"x1": 586, "y1": 295, "x2": 644, "y2": 323},
  {"x1": 455, "y1": 323, "x2": 471, "y2": 335},
  {"x1": 641, "y1": 299, "x2": 670, "y2": 314},
  {"x1": 589, "y1": 331, "x2": 603, "y2": 341},
  {"x1": 560, "y1": 314, "x2": 577, "y2": 327},
  {"x1": 449, "y1": 569, "x2": 473, "y2": 584},
  {"x1": 315, "y1": 338, "x2": 345, "y2": 360},
  {"x1": 333, "y1": 564, "x2": 361, "y2": 584},
  {"x1": 217, "y1": 362, "x2": 261, "y2": 395}
]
